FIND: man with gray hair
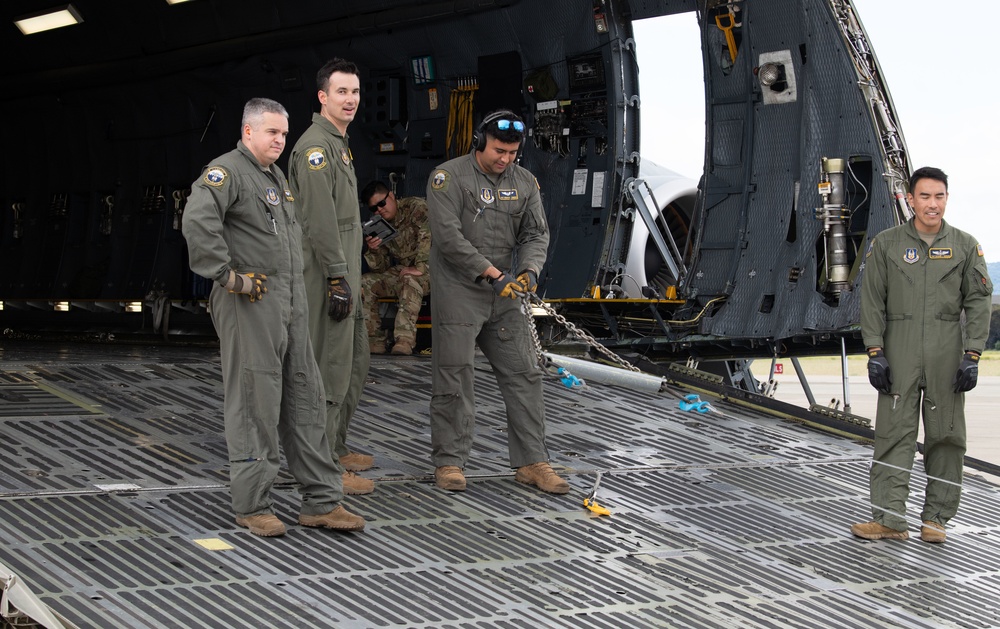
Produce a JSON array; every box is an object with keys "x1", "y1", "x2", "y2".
[{"x1": 183, "y1": 97, "x2": 365, "y2": 537}]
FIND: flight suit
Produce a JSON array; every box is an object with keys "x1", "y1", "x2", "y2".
[
  {"x1": 289, "y1": 114, "x2": 370, "y2": 459},
  {"x1": 861, "y1": 218, "x2": 992, "y2": 530},
  {"x1": 182, "y1": 141, "x2": 343, "y2": 518},
  {"x1": 362, "y1": 196, "x2": 432, "y2": 348},
  {"x1": 425, "y1": 152, "x2": 551, "y2": 469}
]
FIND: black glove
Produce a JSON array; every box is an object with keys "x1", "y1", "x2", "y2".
[
  {"x1": 228, "y1": 272, "x2": 267, "y2": 302},
  {"x1": 516, "y1": 269, "x2": 538, "y2": 293},
  {"x1": 954, "y1": 351, "x2": 980, "y2": 393},
  {"x1": 487, "y1": 273, "x2": 525, "y2": 300},
  {"x1": 867, "y1": 348, "x2": 892, "y2": 395},
  {"x1": 327, "y1": 277, "x2": 353, "y2": 321}
]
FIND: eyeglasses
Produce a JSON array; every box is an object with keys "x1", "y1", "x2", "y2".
[
  {"x1": 369, "y1": 191, "x2": 390, "y2": 211},
  {"x1": 495, "y1": 119, "x2": 525, "y2": 132}
]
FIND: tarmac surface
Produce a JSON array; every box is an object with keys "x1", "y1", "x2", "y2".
[{"x1": 767, "y1": 369, "x2": 1000, "y2": 467}]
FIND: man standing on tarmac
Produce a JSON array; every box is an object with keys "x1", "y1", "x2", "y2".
[
  {"x1": 425, "y1": 109, "x2": 569, "y2": 495},
  {"x1": 289, "y1": 58, "x2": 374, "y2": 496},
  {"x1": 182, "y1": 97, "x2": 364, "y2": 536},
  {"x1": 852, "y1": 166, "x2": 992, "y2": 543},
  {"x1": 360, "y1": 180, "x2": 431, "y2": 356}
]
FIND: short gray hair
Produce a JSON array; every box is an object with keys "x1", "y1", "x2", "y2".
[{"x1": 242, "y1": 97, "x2": 289, "y2": 129}]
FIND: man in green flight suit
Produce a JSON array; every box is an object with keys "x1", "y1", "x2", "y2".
[
  {"x1": 289, "y1": 58, "x2": 374, "y2": 496},
  {"x1": 852, "y1": 166, "x2": 992, "y2": 543},
  {"x1": 425, "y1": 109, "x2": 570, "y2": 495},
  {"x1": 360, "y1": 180, "x2": 431, "y2": 356},
  {"x1": 182, "y1": 97, "x2": 364, "y2": 537}
]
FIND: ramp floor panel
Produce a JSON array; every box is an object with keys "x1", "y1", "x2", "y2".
[{"x1": 1, "y1": 342, "x2": 998, "y2": 628}]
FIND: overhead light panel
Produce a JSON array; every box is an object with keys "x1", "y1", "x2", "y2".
[{"x1": 14, "y1": 4, "x2": 83, "y2": 35}]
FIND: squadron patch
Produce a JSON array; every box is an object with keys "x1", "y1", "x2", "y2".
[
  {"x1": 480, "y1": 188, "x2": 495, "y2": 204},
  {"x1": 265, "y1": 187, "x2": 280, "y2": 206},
  {"x1": 204, "y1": 166, "x2": 227, "y2": 187},
  {"x1": 903, "y1": 248, "x2": 919, "y2": 264},
  {"x1": 498, "y1": 189, "x2": 519, "y2": 201},
  {"x1": 928, "y1": 248, "x2": 952, "y2": 259},
  {"x1": 978, "y1": 243, "x2": 985, "y2": 257},
  {"x1": 284, "y1": 189, "x2": 294, "y2": 202},
  {"x1": 306, "y1": 148, "x2": 327, "y2": 170},
  {"x1": 431, "y1": 170, "x2": 449, "y2": 191},
  {"x1": 340, "y1": 147, "x2": 351, "y2": 166}
]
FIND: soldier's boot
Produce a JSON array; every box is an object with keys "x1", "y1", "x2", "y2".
[
  {"x1": 921, "y1": 521, "x2": 946, "y2": 543},
  {"x1": 343, "y1": 471, "x2": 375, "y2": 495},
  {"x1": 235, "y1": 514, "x2": 286, "y2": 537},
  {"x1": 435, "y1": 466, "x2": 466, "y2": 491},
  {"x1": 298, "y1": 505, "x2": 366, "y2": 531},
  {"x1": 515, "y1": 462, "x2": 570, "y2": 494},
  {"x1": 391, "y1": 337, "x2": 415, "y2": 356},
  {"x1": 850, "y1": 521, "x2": 909, "y2": 540},
  {"x1": 340, "y1": 451, "x2": 374, "y2": 471}
]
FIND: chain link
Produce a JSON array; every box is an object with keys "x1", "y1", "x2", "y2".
[{"x1": 522, "y1": 292, "x2": 642, "y2": 373}]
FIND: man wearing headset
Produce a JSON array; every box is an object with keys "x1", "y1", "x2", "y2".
[{"x1": 425, "y1": 109, "x2": 569, "y2": 495}]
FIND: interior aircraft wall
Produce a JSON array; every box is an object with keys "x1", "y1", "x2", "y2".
[
  {"x1": 687, "y1": 0, "x2": 898, "y2": 346},
  {"x1": 0, "y1": 0, "x2": 621, "y2": 307}
]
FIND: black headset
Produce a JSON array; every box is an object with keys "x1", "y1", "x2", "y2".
[{"x1": 471, "y1": 109, "x2": 523, "y2": 152}]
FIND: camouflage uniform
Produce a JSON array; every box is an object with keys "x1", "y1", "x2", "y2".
[{"x1": 361, "y1": 196, "x2": 431, "y2": 348}]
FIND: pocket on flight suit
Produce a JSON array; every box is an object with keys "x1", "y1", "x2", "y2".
[
  {"x1": 236, "y1": 365, "x2": 282, "y2": 457},
  {"x1": 493, "y1": 323, "x2": 535, "y2": 374},
  {"x1": 289, "y1": 367, "x2": 324, "y2": 427}
]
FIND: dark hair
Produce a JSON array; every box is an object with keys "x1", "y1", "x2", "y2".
[
  {"x1": 909, "y1": 166, "x2": 948, "y2": 192},
  {"x1": 361, "y1": 180, "x2": 389, "y2": 204},
  {"x1": 317, "y1": 58, "x2": 359, "y2": 92},
  {"x1": 483, "y1": 110, "x2": 525, "y2": 145}
]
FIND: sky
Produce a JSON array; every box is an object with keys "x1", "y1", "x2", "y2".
[{"x1": 634, "y1": 0, "x2": 1000, "y2": 261}]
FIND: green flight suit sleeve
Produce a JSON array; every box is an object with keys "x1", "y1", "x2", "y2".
[
  {"x1": 426, "y1": 168, "x2": 492, "y2": 278},
  {"x1": 291, "y1": 147, "x2": 349, "y2": 278},
  {"x1": 961, "y1": 240, "x2": 993, "y2": 353},
  {"x1": 515, "y1": 174, "x2": 550, "y2": 275},
  {"x1": 182, "y1": 164, "x2": 240, "y2": 285},
  {"x1": 860, "y1": 236, "x2": 889, "y2": 349}
]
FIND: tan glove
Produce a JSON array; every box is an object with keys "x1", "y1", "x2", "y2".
[{"x1": 226, "y1": 270, "x2": 267, "y2": 302}]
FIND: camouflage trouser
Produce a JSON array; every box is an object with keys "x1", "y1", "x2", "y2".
[{"x1": 361, "y1": 268, "x2": 431, "y2": 346}]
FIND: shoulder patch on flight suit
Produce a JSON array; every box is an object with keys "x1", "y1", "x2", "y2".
[
  {"x1": 306, "y1": 148, "x2": 327, "y2": 170},
  {"x1": 204, "y1": 166, "x2": 227, "y2": 187},
  {"x1": 903, "y1": 248, "x2": 919, "y2": 264},
  {"x1": 480, "y1": 188, "x2": 495, "y2": 204},
  {"x1": 928, "y1": 248, "x2": 952, "y2": 259},
  {"x1": 498, "y1": 189, "x2": 518, "y2": 201},
  {"x1": 978, "y1": 243, "x2": 985, "y2": 257},
  {"x1": 284, "y1": 188, "x2": 294, "y2": 202},
  {"x1": 431, "y1": 170, "x2": 449, "y2": 191}
]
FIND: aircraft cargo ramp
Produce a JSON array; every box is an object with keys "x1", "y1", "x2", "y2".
[{"x1": 1, "y1": 342, "x2": 999, "y2": 629}]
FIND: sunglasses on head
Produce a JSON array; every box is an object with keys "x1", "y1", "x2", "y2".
[
  {"x1": 369, "y1": 191, "x2": 390, "y2": 211},
  {"x1": 495, "y1": 119, "x2": 525, "y2": 132}
]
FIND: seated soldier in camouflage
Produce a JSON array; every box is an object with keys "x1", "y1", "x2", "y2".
[{"x1": 360, "y1": 181, "x2": 431, "y2": 355}]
